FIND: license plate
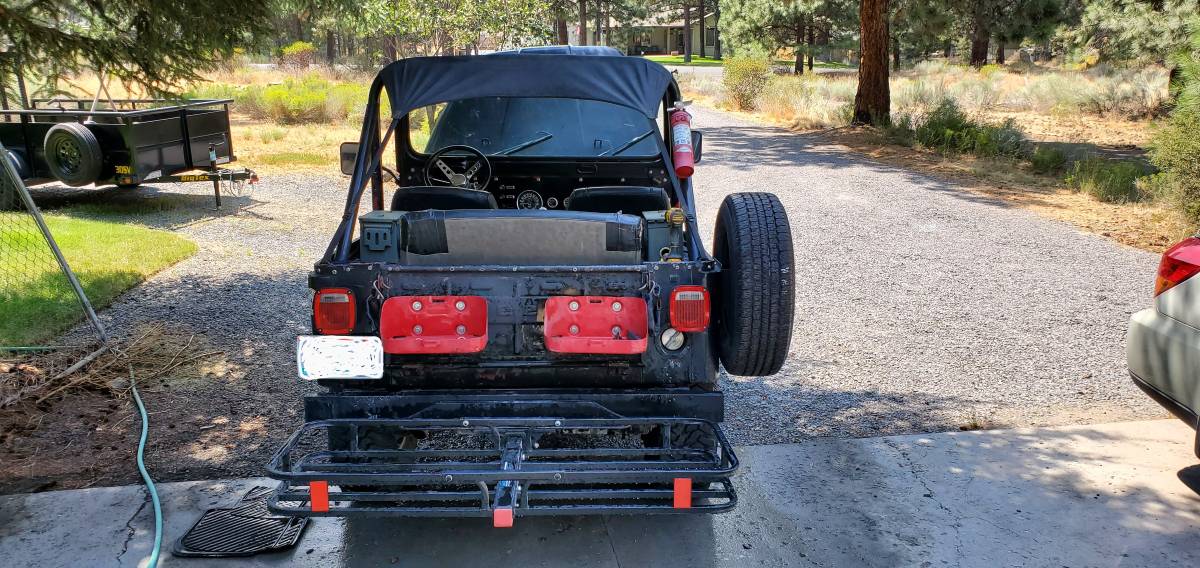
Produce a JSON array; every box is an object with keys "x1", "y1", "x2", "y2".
[{"x1": 296, "y1": 335, "x2": 383, "y2": 380}]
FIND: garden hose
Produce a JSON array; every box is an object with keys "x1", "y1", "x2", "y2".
[{"x1": 130, "y1": 367, "x2": 163, "y2": 568}]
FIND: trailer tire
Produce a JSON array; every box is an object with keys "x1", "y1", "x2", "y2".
[
  {"x1": 44, "y1": 123, "x2": 103, "y2": 187},
  {"x1": 670, "y1": 423, "x2": 717, "y2": 451},
  {"x1": 711, "y1": 192, "x2": 795, "y2": 376}
]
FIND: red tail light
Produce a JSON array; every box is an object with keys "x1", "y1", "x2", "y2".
[
  {"x1": 1155, "y1": 237, "x2": 1200, "y2": 297},
  {"x1": 670, "y1": 286, "x2": 710, "y2": 332},
  {"x1": 314, "y1": 288, "x2": 355, "y2": 334}
]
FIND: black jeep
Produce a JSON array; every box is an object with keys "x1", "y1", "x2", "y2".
[{"x1": 267, "y1": 51, "x2": 794, "y2": 527}]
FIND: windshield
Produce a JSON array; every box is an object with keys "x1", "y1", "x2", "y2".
[{"x1": 410, "y1": 97, "x2": 660, "y2": 158}]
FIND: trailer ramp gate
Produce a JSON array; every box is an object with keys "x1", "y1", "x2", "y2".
[{"x1": 266, "y1": 417, "x2": 738, "y2": 526}]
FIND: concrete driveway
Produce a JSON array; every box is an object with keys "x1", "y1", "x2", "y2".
[{"x1": 3, "y1": 419, "x2": 1199, "y2": 567}]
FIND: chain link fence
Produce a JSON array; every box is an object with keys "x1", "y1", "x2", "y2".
[{"x1": 0, "y1": 142, "x2": 109, "y2": 406}]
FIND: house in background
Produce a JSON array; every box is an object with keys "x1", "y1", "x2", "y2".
[
  {"x1": 624, "y1": 13, "x2": 718, "y2": 56},
  {"x1": 566, "y1": 13, "x2": 720, "y2": 57}
]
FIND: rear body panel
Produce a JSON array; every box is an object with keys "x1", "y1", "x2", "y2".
[{"x1": 310, "y1": 260, "x2": 718, "y2": 390}]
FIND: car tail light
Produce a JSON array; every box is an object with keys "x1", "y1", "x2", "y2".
[
  {"x1": 313, "y1": 288, "x2": 355, "y2": 334},
  {"x1": 1155, "y1": 237, "x2": 1200, "y2": 297},
  {"x1": 670, "y1": 286, "x2": 710, "y2": 332}
]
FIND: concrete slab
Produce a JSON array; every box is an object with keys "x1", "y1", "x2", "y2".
[{"x1": 3, "y1": 420, "x2": 1199, "y2": 567}]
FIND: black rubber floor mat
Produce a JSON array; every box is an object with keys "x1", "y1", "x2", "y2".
[{"x1": 172, "y1": 485, "x2": 309, "y2": 558}]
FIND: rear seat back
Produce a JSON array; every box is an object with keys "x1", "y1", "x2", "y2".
[{"x1": 359, "y1": 210, "x2": 643, "y2": 265}]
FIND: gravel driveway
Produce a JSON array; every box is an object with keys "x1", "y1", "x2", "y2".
[
  {"x1": 686, "y1": 105, "x2": 1164, "y2": 444},
  {"x1": 3, "y1": 104, "x2": 1166, "y2": 491}
]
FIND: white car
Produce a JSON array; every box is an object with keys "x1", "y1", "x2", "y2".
[{"x1": 1128, "y1": 235, "x2": 1200, "y2": 452}]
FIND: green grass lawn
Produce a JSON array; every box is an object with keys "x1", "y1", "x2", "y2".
[
  {"x1": 0, "y1": 213, "x2": 197, "y2": 346},
  {"x1": 643, "y1": 55, "x2": 725, "y2": 67},
  {"x1": 643, "y1": 54, "x2": 854, "y2": 70}
]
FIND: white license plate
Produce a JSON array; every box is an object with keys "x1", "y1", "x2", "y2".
[{"x1": 296, "y1": 335, "x2": 383, "y2": 380}]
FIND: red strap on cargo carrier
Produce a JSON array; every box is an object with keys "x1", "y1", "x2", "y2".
[
  {"x1": 543, "y1": 296, "x2": 648, "y2": 354},
  {"x1": 380, "y1": 296, "x2": 488, "y2": 354}
]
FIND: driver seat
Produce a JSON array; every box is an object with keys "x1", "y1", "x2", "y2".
[{"x1": 392, "y1": 186, "x2": 498, "y2": 211}]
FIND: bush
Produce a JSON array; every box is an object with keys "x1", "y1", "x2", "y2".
[
  {"x1": 279, "y1": 41, "x2": 317, "y2": 69},
  {"x1": 1030, "y1": 145, "x2": 1068, "y2": 174},
  {"x1": 908, "y1": 100, "x2": 1028, "y2": 158},
  {"x1": 1065, "y1": 157, "x2": 1145, "y2": 203},
  {"x1": 723, "y1": 55, "x2": 771, "y2": 110},
  {"x1": 191, "y1": 73, "x2": 372, "y2": 124},
  {"x1": 1149, "y1": 109, "x2": 1200, "y2": 222}
]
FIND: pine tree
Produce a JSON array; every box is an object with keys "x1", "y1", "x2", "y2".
[{"x1": 0, "y1": 0, "x2": 272, "y2": 95}]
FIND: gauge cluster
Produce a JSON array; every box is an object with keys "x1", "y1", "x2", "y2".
[{"x1": 495, "y1": 179, "x2": 570, "y2": 210}]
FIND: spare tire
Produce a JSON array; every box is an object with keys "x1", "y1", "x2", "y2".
[
  {"x1": 44, "y1": 123, "x2": 103, "y2": 187},
  {"x1": 711, "y1": 192, "x2": 795, "y2": 376}
]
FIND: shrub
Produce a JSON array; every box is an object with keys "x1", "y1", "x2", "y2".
[
  {"x1": 279, "y1": 41, "x2": 317, "y2": 69},
  {"x1": 1065, "y1": 157, "x2": 1145, "y2": 203},
  {"x1": 1029, "y1": 145, "x2": 1068, "y2": 174},
  {"x1": 1150, "y1": 109, "x2": 1200, "y2": 222},
  {"x1": 723, "y1": 55, "x2": 771, "y2": 110},
  {"x1": 909, "y1": 100, "x2": 1028, "y2": 158}
]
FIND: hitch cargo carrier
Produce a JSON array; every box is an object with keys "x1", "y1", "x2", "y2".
[{"x1": 265, "y1": 415, "x2": 738, "y2": 526}]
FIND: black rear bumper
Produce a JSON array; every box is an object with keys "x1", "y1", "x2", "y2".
[{"x1": 266, "y1": 390, "x2": 736, "y2": 522}]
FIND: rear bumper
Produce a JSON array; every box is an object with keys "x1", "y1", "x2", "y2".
[
  {"x1": 1127, "y1": 308, "x2": 1200, "y2": 423},
  {"x1": 302, "y1": 388, "x2": 724, "y2": 423},
  {"x1": 265, "y1": 416, "x2": 738, "y2": 521}
]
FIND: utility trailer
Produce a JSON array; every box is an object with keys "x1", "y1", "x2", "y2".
[
  {"x1": 267, "y1": 50, "x2": 795, "y2": 527},
  {"x1": 0, "y1": 98, "x2": 255, "y2": 206}
]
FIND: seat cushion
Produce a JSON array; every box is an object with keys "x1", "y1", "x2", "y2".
[
  {"x1": 402, "y1": 210, "x2": 643, "y2": 265},
  {"x1": 392, "y1": 185, "x2": 498, "y2": 211},
  {"x1": 567, "y1": 186, "x2": 670, "y2": 214}
]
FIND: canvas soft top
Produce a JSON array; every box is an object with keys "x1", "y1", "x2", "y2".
[{"x1": 373, "y1": 54, "x2": 676, "y2": 119}]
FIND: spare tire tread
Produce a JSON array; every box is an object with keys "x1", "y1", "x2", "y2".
[{"x1": 714, "y1": 192, "x2": 794, "y2": 376}]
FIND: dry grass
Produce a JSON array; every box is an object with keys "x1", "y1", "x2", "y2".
[
  {"x1": 677, "y1": 61, "x2": 1169, "y2": 147},
  {"x1": 0, "y1": 323, "x2": 223, "y2": 408},
  {"x1": 229, "y1": 119, "x2": 361, "y2": 173}
]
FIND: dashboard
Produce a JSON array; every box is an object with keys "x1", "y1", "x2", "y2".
[{"x1": 402, "y1": 155, "x2": 672, "y2": 210}]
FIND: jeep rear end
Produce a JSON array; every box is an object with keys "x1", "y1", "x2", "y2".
[{"x1": 266, "y1": 53, "x2": 794, "y2": 526}]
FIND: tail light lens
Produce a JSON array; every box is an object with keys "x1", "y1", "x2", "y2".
[
  {"x1": 1155, "y1": 237, "x2": 1200, "y2": 297},
  {"x1": 670, "y1": 286, "x2": 710, "y2": 332},
  {"x1": 314, "y1": 288, "x2": 356, "y2": 334}
]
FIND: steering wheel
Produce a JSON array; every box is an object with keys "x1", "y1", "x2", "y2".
[{"x1": 423, "y1": 145, "x2": 492, "y2": 191}]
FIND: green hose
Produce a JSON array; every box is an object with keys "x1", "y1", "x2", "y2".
[{"x1": 130, "y1": 368, "x2": 163, "y2": 568}]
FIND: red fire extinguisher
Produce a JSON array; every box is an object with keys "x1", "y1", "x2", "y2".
[{"x1": 670, "y1": 104, "x2": 694, "y2": 179}]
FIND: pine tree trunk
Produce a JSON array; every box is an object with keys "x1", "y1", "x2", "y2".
[
  {"x1": 892, "y1": 35, "x2": 900, "y2": 70},
  {"x1": 969, "y1": 23, "x2": 989, "y2": 68},
  {"x1": 698, "y1": 0, "x2": 706, "y2": 58},
  {"x1": 579, "y1": 0, "x2": 588, "y2": 46},
  {"x1": 713, "y1": 1, "x2": 722, "y2": 59},
  {"x1": 806, "y1": 22, "x2": 814, "y2": 71},
  {"x1": 853, "y1": 0, "x2": 890, "y2": 125},
  {"x1": 594, "y1": 4, "x2": 602, "y2": 45},
  {"x1": 683, "y1": 3, "x2": 692, "y2": 62},
  {"x1": 326, "y1": 30, "x2": 336, "y2": 64},
  {"x1": 556, "y1": 16, "x2": 568, "y2": 44},
  {"x1": 942, "y1": 39, "x2": 952, "y2": 58},
  {"x1": 995, "y1": 40, "x2": 1005, "y2": 65}
]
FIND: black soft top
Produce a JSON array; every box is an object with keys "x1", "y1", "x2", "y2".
[{"x1": 374, "y1": 54, "x2": 676, "y2": 119}]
